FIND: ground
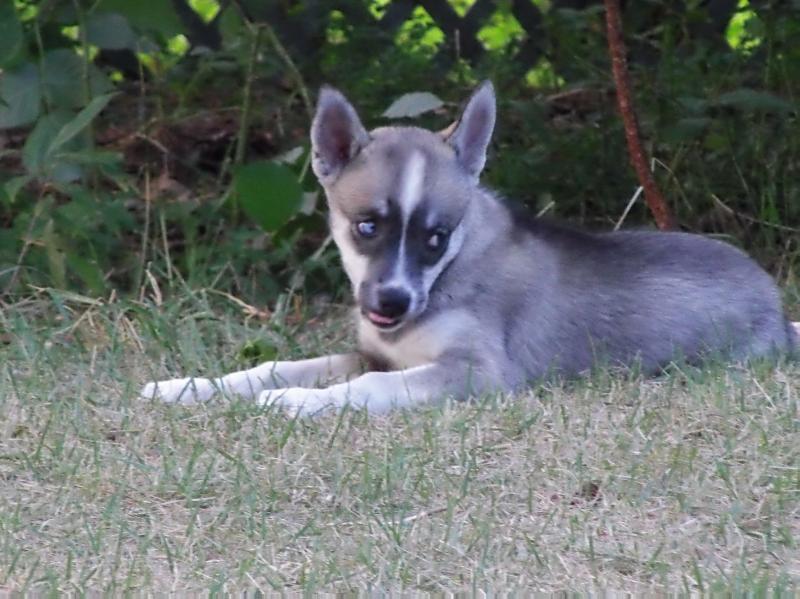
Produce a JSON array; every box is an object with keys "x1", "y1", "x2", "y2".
[{"x1": 1, "y1": 288, "x2": 799, "y2": 593}]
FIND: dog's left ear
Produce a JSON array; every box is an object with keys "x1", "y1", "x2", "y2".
[
  {"x1": 311, "y1": 86, "x2": 370, "y2": 185},
  {"x1": 443, "y1": 81, "x2": 496, "y2": 180}
]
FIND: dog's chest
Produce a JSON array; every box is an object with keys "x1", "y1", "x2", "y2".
[{"x1": 357, "y1": 309, "x2": 478, "y2": 369}]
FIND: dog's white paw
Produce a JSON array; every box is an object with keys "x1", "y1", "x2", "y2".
[
  {"x1": 140, "y1": 377, "x2": 218, "y2": 404},
  {"x1": 258, "y1": 388, "x2": 339, "y2": 418}
]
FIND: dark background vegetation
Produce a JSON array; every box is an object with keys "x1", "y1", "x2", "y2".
[{"x1": 1, "y1": 0, "x2": 798, "y2": 308}]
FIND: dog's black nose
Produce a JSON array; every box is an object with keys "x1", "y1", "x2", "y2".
[{"x1": 376, "y1": 287, "x2": 411, "y2": 318}]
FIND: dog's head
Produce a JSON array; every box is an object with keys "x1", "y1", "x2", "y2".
[{"x1": 310, "y1": 82, "x2": 495, "y2": 332}]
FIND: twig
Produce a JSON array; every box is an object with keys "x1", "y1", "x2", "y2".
[
  {"x1": 234, "y1": 24, "x2": 262, "y2": 166},
  {"x1": 72, "y1": 0, "x2": 99, "y2": 191},
  {"x1": 402, "y1": 506, "x2": 448, "y2": 524},
  {"x1": 136, "y1": 171, "x2": 152, "y2": 299},
  {"x1": 614, "y1": 185, "x2": 643, "y2": 231},
  {"x1": 4, "y1": 195, "x2": 46, "y2": 295},
  {"x1": 72, "y1": 0, "x2": 93, "y2": 108},
  {"x1": 159, "y1": 210, "x2": 174, "y2": 284},
  {"x1": 32, "y1": 11, "x2": 49, "y2": 112},
  {"x1": 229, "y1": 0, "x2": 314, "y2": 124},
  {"x1": 206, "y1": 288, "x2": 271, "y2": 321},
  {"x1": 145, "y1": 269, "x2": 163, "y2": 306},
  {"x1": 263, "y1": 24, "x2": 314, "y2": 124},
  {"x1": 536, "y1": 201, "x2": 555, "y2": 217},
  {"x1": 711, "y1": 194, "x2": 800, "y2": 233},
  {"x1": 604, "y1": 0, "x2": 675, "y2": 230}
]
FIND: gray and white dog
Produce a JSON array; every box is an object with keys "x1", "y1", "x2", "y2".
[{"x1": 142, "y1": 82, "x2": 798, "y2": 415}]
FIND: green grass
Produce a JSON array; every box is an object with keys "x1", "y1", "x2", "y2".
[{"x1": 1, "y1": 288, "x2": 799, "y2": 593}]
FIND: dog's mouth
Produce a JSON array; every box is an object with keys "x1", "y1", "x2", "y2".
[{"x1": 366, "y1": 311, "x2": 403, "y2": 330}]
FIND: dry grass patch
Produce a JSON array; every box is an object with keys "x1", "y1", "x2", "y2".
[{"x1": 1, "y1": 290, "x2": 799, "y2": 592}]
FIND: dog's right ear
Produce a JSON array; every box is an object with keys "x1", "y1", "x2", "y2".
[
  {"x1": 442, "y1": 81, "x2": 496, "y2": 181},
  {"x1": 311, "y1": 86, "x2": 370, "y2": 185}
]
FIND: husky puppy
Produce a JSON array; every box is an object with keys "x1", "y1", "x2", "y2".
[{"x1": 142, "y1": 82, "x2": 798, "y2": 415}]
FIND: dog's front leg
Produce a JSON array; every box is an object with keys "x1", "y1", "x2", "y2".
[
  {"x1": 260, "y1": 360, "x2": 495, "y2": 416},
  {"x1": 140, "y1": 353, "x2": 364, "y2": 404}
]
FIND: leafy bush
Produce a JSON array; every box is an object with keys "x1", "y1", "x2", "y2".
[
  {"x1": 0, "y1": 0, "x2": 797, "y2": 303},
  {"x1": 0, "y1": 0, "x2": 322, "y2": 299}
]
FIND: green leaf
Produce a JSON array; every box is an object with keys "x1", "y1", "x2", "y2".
[
  {"x1": 0, "y1": 3, "x2": 23, "y2": 67},
  {"x1": 42, "y1": 219, "x2": 67, "y2": 289},
  {"x1": 23, "y1": 111, "x2": 92, "y2": 183},
  {"x1": 677, "y1": 96, "x2": 709, "y2": 116},
  {"x1": 383, "y1": 92, "x2": 444, "y2": 119},
  {"x1": 4, "y1": 174, "x2": 33, "y2": 202},
  {"x1": 47, "y1": 93, "x2": 116, "y2": 159},
  {"x1": 0, "y1": 63, "x2": 41, "y2": 129},
  {"x1": 664, "y1": 117, "x2": 712, "y2": 143},
  {"x1": 23, "y1": 112, "x2": 71, "y2": 176},
  {"x1": 57, "y1": 150, "x2": 123, "y2": 172},
  {"x1": 66, "y1": 254, "x2": 106, "y2": 295},
  {"x1": 86, "y1": 12, "x2": 137, "y2": 50},
  {"x1": 20, "y1": 93, "x2": 115, "y2": 182},
  {"x1": 716, "y1": 89, "x2": 793, "y2": 114},
  {"x1": 234, "y1": 162, "x2": 303, "y2": 232},
  {"x1": 237, "y1": 339, "x2": 278, "y2": 365},
  {"x1": 42, "y1": 50, "x2": 83, "y2": 107},
  {"x1": 189, "y1": 0, "x2": 221, "y2": 23},
  {"x1": 95, "y1": 0, "x2": 184, "y2": 38},
  {"x1": 42, "y1": 49, "x2": 112, "y2": 109},
  {"x1": 218, "y1": 5, "x2": 247, "y2": 49}
]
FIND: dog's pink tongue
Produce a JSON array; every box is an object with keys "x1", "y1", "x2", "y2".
[{"x1": 369, "y1": 312, "x2": 396, "y2": 325}]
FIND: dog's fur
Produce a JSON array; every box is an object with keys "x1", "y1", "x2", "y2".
[{"x1": 142, "y1": 82, "x2": 799, "y2": 415}]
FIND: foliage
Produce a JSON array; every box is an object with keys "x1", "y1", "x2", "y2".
[
  {"x1": 0, "y1": 0, "x2": 316, "y2": 300},
  {"x1": 0, "y1": 0, "x2": 798, "y2": 304}
]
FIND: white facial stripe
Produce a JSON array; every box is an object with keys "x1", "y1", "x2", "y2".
[
  {"x1": 392, "y1": 232, "x2": 410, "y2": 290},
  {"x1": 398, "y1": 151, "x2": 426, "y2": 223},
  {"x1": 387, "y1": 152, "x2": 426, "y2": 294}
]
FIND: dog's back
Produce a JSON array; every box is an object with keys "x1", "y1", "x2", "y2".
[{"x1": 444, "y1": 206, "x2": 795, "y2": 385}]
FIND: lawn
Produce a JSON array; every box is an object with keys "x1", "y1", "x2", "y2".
[{"x1": 1, "y1": 288, "x2": 799, "y2": 592}]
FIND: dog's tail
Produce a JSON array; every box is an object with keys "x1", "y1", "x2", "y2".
[{"x1": 788, "y1": 320, "x2": 800, "y2": 355}]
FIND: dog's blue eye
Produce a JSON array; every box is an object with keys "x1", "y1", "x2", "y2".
[
  {"x1": 426, "y1": 228, "x2": 449, "y2": 251},
  {"x1": 356, "y1": 220, "x2": 377, "y2": 238}
]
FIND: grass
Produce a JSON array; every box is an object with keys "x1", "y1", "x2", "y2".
[{"x1": 1, "y1": 287, "x2": 799, "y2": 593}]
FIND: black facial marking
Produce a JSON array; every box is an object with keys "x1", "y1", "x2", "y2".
[
  {"x1": 350, "y1": 204, "x2": 401, "y2": 256},
  {"x1": 406, "y1": 199, "x2": 451, "y2": 269},
  {"x1": 354, "y1": 195, "x2": 460, "y2": 321},
  {"x1": 352, "y1": 203, "x2": 403, "y2": 297}
]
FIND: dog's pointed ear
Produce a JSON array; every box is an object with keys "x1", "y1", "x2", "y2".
[
  {"x1": 311, "y1": 86, "x2": 370, "y2": 185},
  {"x1": 442, "y1": 81, "x2": 496, "y2": 180}
]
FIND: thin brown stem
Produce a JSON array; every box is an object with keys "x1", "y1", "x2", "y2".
[
  {"x1": 229, "y1": 0, "x2": 314, "y2": 125},
  {"x1": 604, "y1": 0, "x2": 675, "y2": 230},
  {"x1": 234, "y1": 24, "x2": 262, "y2": 166},
  {"x1": 263, "y1": 23, "x2": 314, "y2": 124}
]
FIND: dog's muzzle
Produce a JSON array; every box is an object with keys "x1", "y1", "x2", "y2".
[{"x1": 363, "y1": 286, "x2": 411, "y2": 329}]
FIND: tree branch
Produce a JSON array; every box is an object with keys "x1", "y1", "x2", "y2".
[{"x1": 604, "y1": 0, "x2": 675, "y2": 230}]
